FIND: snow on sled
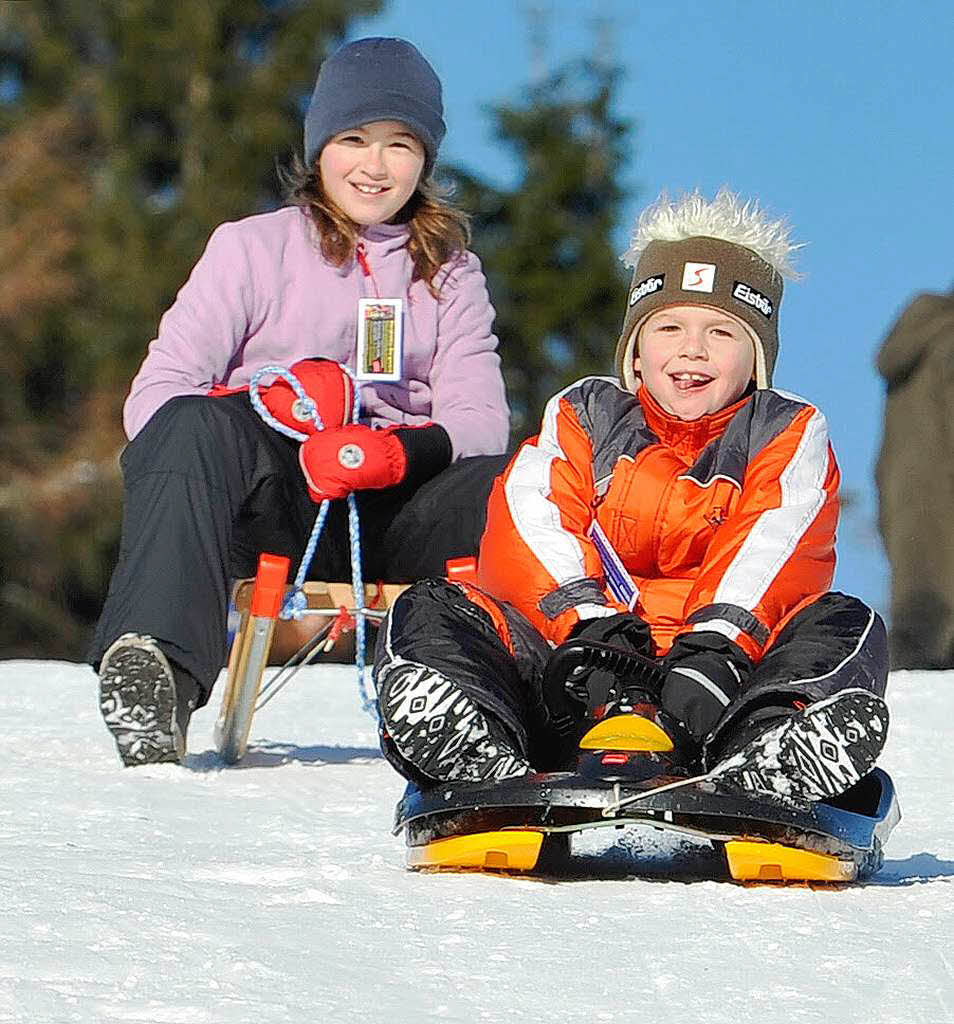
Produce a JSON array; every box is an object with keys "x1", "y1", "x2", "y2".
[{"x1": 393, "y1": 645, "x2": 899, "y2": 885}]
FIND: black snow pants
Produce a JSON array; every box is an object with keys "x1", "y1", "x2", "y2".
[
  {"x1": 374, "y1": 578, "x2": 889, "y2": 781},
  {"x1": 89, "y1": 394, "x2": 509, "y2": 704}
]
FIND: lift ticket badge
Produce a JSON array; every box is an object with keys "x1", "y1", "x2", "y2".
[{"x1": 356, "y1": 298, "x2": 403, "y2": 381}]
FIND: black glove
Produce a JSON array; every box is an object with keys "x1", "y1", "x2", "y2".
[
  {"x1": 562, "y1": 613, "x2": 655, "y2": 714},
  {"x1": 661, "y1": 633, "x2": 752, "y2": 742}
]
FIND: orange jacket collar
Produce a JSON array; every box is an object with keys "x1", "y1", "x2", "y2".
[{"x1": 637, "y1": 385, "x2": 755, "y2": 455}]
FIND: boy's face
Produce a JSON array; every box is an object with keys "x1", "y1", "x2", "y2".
[{"x1": 633, "y1": 305, "x2": 756, "y2": 420}]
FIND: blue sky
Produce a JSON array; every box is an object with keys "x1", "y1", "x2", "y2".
[{"x1": 354, "y1": 0, "x2": 954, "y2": 614}]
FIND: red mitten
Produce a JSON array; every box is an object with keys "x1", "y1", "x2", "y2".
[
  {"x1": 260, "y1": 359, "x2": 355, "y2": 435},
  {"x1": 299, "y1": 424, "x2": 407, "y2": 502}
]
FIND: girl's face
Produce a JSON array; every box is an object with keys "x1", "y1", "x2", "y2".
[
  {"x1": 633, "y1": 305, "x2": 756, "y2": 420},
  {"x1": 319, "y1": 120, "x2": 426, "y2": 226}
]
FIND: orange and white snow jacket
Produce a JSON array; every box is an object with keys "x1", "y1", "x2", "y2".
[{"x1": 477, "y1": 377, "x2": 840, "y2": 662}]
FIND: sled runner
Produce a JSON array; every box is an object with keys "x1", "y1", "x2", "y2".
[{"x1": 215, "y1": 552, "x2": 407, "y2": 763}]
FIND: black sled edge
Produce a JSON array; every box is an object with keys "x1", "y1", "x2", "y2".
[{"x1": 393, "y1": 767, "x2": 900, "y2": 883}]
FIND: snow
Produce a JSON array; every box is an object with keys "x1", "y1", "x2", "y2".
[{"x1": 3, "y1": 660, "x2": 953, "y2": 1024}]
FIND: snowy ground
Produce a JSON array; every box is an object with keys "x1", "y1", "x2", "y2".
[{"x1": 3, "y1": 660, "x2": 953, "y2": 1024}]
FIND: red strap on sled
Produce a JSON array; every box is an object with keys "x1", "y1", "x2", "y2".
[{"x1": 327, "y1": 606, "x2": 357, "y2": 646}]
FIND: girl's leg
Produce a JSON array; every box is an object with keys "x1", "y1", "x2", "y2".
[
  {"x1": 90, "y1": 393, "x2": 315, "y2": 700},
  {"x1": 93, "y1": 401, "x2": 504, "y2": 695},
  {"x1": 375, "y1": 454, "x2": 511, "y2": 580}
]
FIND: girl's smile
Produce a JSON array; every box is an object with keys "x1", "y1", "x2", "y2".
[{"x1": 319, "y1": 120, "x2": 426, "y2": 226}]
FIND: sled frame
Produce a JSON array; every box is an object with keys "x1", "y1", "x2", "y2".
[{"x1": 214, "y1": 553, "x2": 406, "y2": 764}]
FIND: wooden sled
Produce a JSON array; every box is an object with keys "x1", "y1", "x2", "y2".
[{"x1": 214, "y1": 553, "x2": 407, "y2": 764}]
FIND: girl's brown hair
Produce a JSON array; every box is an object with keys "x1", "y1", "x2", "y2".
[{"x1": 281, "y1": 156, "x2": 471, "y2": 297}]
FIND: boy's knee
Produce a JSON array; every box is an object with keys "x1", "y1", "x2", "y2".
[
  {"x1": 772, "y1": 591, "x2": 885, "y2": 658},
  {"x1": 812, "y1": 591, "x2": 882, "y2": 629},
  {"x1": 808, "y1": 593, "x2": 888, "y2": 689}
]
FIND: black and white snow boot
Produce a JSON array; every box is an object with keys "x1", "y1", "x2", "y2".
[
  {"x1": 706, "y1": 688, "x2": 889, "y2": 802},
  {"x1": 377, "y1": 662, "x2": 530, "y2": 785},
  {"x1": 99, "y1": 633, "x2": 198, "y2": 767}
]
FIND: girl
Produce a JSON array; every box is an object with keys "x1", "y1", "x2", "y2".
[{"x1": 92, "y1": 37, "x2": 510, "y2": 767}]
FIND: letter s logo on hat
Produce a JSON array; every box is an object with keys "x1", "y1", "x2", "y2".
[{"x1": 681, "y1": 262, "x2": 716, "y2": 293}]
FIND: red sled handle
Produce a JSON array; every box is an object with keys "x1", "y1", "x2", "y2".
[{"x1": 250, "y1": 553, "x2": 291, "y2": 619}]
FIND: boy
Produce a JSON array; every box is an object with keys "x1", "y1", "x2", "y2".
[{"x1": 373, "y1": 189, "x2": 889, "y2": 802}]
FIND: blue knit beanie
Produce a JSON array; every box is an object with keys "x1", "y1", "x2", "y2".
[{"x1": 303, "y1": 38, "x2": 445, "y2": 173}]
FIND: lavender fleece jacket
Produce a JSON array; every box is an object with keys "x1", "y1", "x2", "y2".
[{"x1": 124, "y1": 206, "x2": 510, "y2": 458}]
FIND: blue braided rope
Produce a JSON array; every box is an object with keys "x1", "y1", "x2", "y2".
[
  {"x1": 346, "y1": 490, "x2": 373, "y2": 716},
  {"x1": 248, "y1": 364, "x2": 375, "y2": 719}
]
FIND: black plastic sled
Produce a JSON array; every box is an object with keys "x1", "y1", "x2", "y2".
[
  {"x1": 393, "y1": 641, "x2": 899, "y2": 884},
  {"x1": 394, "y1": 758, "x2": 900, "y2": 884}
]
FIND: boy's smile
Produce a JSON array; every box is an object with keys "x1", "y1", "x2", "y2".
[{"x1": 633, "y1": 305, "x2": 756, "y2": 420}]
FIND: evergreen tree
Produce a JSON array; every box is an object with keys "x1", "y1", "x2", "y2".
[
  {"x1": 1, "y1": 0, "x2": 382, "y2": 400},
  {"x1": 0, "y1": 0, "x2": 381, "y2": 657},
  {"x1": 447, "y1": 57, "x2": 632, "y2": 440}
]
